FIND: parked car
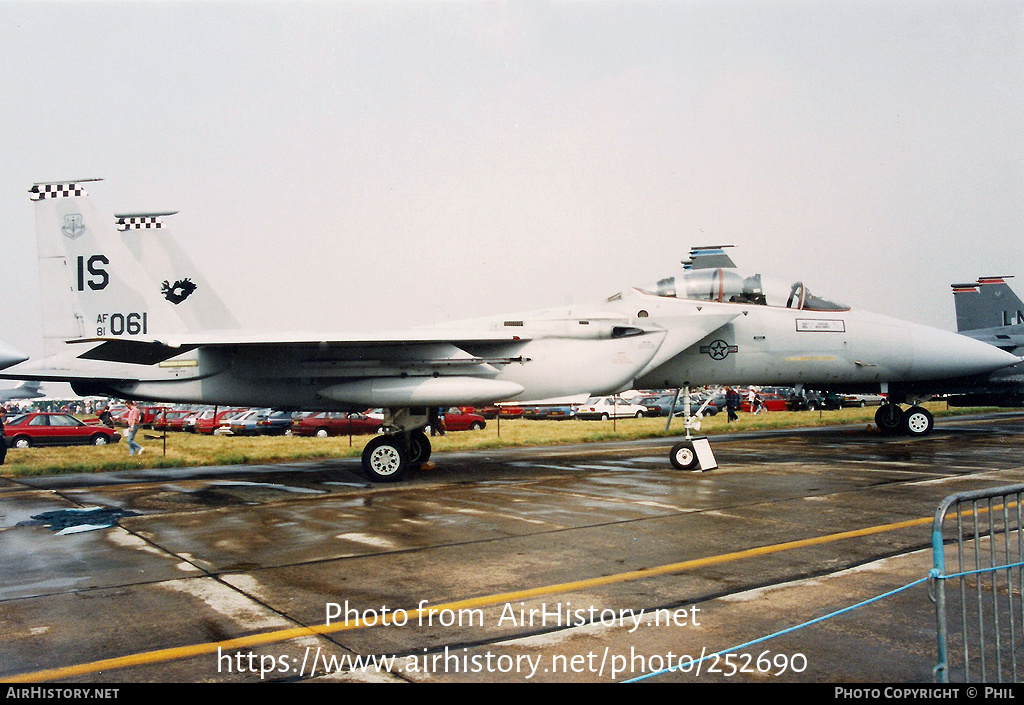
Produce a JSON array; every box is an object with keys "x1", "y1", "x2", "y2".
[
  {"x1": 741, "y1": 393, "x2": 789, "y2": 413},
  {"x1": 167, "y1": 409, "x2": 204, "y2": 432},
  {"x1": 179, "y1": 408, "x2": 209, "y2": 433},
  {"x1": 149, "y1": 409, "x2": 193, "y2": 432},
  {"x1": 4, "y1": 412, "x2": 122, "y2": 448},
  {"x1": 523, "y1": 405, "x2": 577, "y2": 420},
  {"x1": 470, "y1": 405, "x2": 524, "y2": 419},
  {"x1": 215, "y1": 408, "x2": 276, "y2": 436},
  {"x1": 192, "y1": 408, "x2": 247, "y2": 434},
  {"x1": 786, "y1": 392, "x2": 841, "y2": 411},
  {"x1": 842, "y1": 394, "x2": 886, "y2": 408},
  {"x1": 436, "y1": 408, "x2": 487, "y2": 431},
  {"x1": 575, "y1": 396, "x2": 647, "y2": 420},
  {"x1": 255, "y1": 410, "x2": 296, "y2": 436},
  {"x1": 677, "y1": 394, "x2": 719, "y2": 416},
  {"x1": 638, "y1": 394, "x2": 674, "y2": 417},
  {"x1": 111, "y1": 405, "x2": 170, "y2": 428},
  {"x1": 290, "y1": 411, "x2": 383, "y2": 437},
  {"x1": 638, "y1": 394, "x2": 718, "y2": 417}
]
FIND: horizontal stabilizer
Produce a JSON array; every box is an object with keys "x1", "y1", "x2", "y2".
[
  {"x1": 75, "y1": 339, "x2": 196, "y2": 365},
  {"x1": 0, "y1": 340, "x2": 29, "y2": 370}
]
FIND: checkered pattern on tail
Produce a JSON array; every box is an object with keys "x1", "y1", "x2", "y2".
[
  {"x1": 28, "y1": 183, "x2": 88, "y2": 201},
  {"x1": 116, "y1": 215, "x2": 164, "y2": 231}
]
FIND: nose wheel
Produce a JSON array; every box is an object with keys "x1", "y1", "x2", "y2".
[
  {"x1": 669, "y1": 440, "x2": 699, "y2": 470},
  {"x1": 875, "y1": 403, "x2": 934, "y2": 437},
  {"x1": 901, "y1": 405, "x2": 934, "y2": 436}
]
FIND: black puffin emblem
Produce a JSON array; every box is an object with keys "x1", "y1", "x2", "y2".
[{"x1": 161, "y1": 278, "x2": 197, "y2": 304}]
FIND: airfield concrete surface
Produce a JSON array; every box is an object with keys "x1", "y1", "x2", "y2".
[{"x1": 2, "y1": 412, "x2": 1023, "y2": 683}]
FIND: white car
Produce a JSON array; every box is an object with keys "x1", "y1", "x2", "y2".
[
  {"x1": 575, "y1": 396, "x2": 647, "y2": 420},
  {"x1": 842, "y1": 394, "x2": 887, "y2": 407}
]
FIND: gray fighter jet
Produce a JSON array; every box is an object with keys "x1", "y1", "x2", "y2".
[
  {"x1": 2, "y1": 181, "x2": 1018, "y2": 480},
  {"x1": 0, "y1": 381, "x2": 44, "y2": 403},
  {"x1": 942, "y1": 276, "x2": 1024, "y2": 408}
]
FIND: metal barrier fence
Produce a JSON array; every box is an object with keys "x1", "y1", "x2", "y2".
[{"x1": 932, "y1": 484, "x2": 1024, "y2": 683}]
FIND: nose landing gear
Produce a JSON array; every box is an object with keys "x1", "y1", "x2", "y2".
[{"x1": 875, "y1": 402, "x2": 934, "y2": 437}]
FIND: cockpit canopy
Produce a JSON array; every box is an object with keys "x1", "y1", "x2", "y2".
[{"x1": 635, "y1": 268, "x2": 849, "y2": 311}]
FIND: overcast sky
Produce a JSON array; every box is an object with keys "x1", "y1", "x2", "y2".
[{"x1": 0, "y1": 0, "x2": 1021, "y2": 362}]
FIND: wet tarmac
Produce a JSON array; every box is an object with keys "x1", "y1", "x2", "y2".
[{"x1": 1, "y1": 412, "x2": 1023, "y2": 683}]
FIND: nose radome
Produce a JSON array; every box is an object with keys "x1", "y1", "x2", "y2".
[{"x1": 910, "y1": 324, "x2": 1021, "y2": 379}]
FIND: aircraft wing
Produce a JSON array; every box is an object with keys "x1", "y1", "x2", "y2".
[{"x1": 68, "y1": 329, "x2": 533, "y2": 366}]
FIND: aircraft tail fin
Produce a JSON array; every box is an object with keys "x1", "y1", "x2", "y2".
[
  {"x1": 30, "y1": 180, "x2": 193, "y2": 355},
  {"x1": 951, "y1": 277, "x2": 1024, "y2": 333},
  {"x1": 115, "y1": 212, "x2": 240, "y2": 331}
]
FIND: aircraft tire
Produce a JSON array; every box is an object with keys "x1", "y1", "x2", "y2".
[
  {"x1": 901, "y1": 406, "x2": 934, "y2": 437},
  {"x1": 669, "y1": 441, "x2": 700, "y2": 471},
  {"x1": 874, "y1": 404, "x2": 904, "y2": 435},
  {"x1": 406, "y1": 430, "x2": 431, "y2": 467},
  {"x1": 361, "y1": 435, "x2": 407, "y2": 483}
]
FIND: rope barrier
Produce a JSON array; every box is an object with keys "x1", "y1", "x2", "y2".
[{"x1": 626, "y1": 558, "x2": 1024, "y2": 683}]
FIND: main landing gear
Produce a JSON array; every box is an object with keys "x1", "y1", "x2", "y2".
[
  {"x1": 361, "y1": 431, "x2": 431, "y2": 482},
  {"x1": 360, "y1": 409, "x2": 434, "y2": 483},
  {"x1": 874, "y1": 403, "x2": 934, "y2": 437}
]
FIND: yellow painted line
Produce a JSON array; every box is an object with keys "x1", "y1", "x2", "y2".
[
  {"x1": 6, "y1": 501, "x2": 1014, "y2": 683},
  {"x1": 2, "y1": 512, "x2": 939, "y2": 684}
]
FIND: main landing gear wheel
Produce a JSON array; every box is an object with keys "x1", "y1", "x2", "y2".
[
  {"x1": 669, "y1": 441, "x2": 700, "y2": 471},
  {"x1": 361, "y1": 435, "x2": 408, "y2": 483},
  {"x1": 901, "y1": 406, "x2": 934, "y2": 437},
  {"x1": 406, "y1": 430, "x2": 432, "y2": 467},
  {"x1": 874, "y1": 404, "x2": 904, "y2": 435}
]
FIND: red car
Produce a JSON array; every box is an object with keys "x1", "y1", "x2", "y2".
[
  {"x1": 149, "y1": 409, "x2": 193, "y2": 432},
  {"x1": 437, "y1": 408, "x2": 487, "y2": 431},
  {"x1": 111, "y1": 405, "x2": 171, "y2": 428},
  {"x1": 4, "y1": 412, "x2": 122, "y2": 448},
  {"x1": 167, "y1": 410, "x2": 203, "y2": 433},
  {"x1": 741, "y1": 393, "x2": 789, "y2": 413},
  {"x1": 290, "y1": 412, "x2": 384, "y2": 437},
  {"x1": 191, "y1": 408, "x2": 247, "y2": 434}
]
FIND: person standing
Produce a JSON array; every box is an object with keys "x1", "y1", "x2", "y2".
[
  {"x1": 725, "y1": 387, "x2": 739, "y2": 422},
  {"x1": 0, "y1": 406, "x2": 7, "y2": 465},
  {"x1": 125, "y1": 401, "x2": 145, "y2": 456}
]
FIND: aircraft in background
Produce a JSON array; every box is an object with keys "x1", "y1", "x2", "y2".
[
  {"x1": 944, "y1": 276, "x2": 1024, "y2": 407},
  {"x1": 1, "y1": 180, "x2": 1019, "y2": 479},
  {"x1": 0, "y1": 381, "x2": 44, "y2": 403}
]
